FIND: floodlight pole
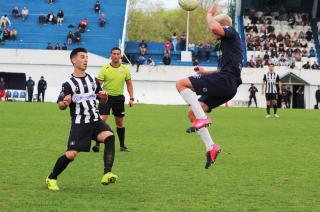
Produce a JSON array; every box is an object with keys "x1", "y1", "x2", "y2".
[{"x1": 186, "y1": 11, "x2": 190, "y2": 52}]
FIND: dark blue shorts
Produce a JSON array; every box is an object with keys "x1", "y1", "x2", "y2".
[{"x1": 189, "y1": 72, "x2": 239, "y2": 112}]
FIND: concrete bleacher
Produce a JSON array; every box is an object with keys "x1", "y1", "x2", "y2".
[
  {"x1": 125, "y1": 41, "x2": 219, "y2": 67},
  {"x1": 0, "y1": 0, "x2": 127, "y2": 57}
]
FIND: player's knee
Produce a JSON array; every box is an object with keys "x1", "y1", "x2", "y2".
[
  {"x1": 176, "y1": 80, "x2": 184, "y2": 92},
  {"x1": 65, "y1": 150, "x2": 78, "y2": 160},
  {"x1": 115, "y1": 118, "x2": 124, "y2": 128}
]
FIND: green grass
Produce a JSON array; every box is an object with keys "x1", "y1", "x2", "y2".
[{"x1": 0, "y1": 102, "x2": 319, "y2": 211}]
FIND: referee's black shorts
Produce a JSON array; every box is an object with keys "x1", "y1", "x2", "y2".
[
  {"x1": 67, "y1": 120, "x2": 113, "y2": 152},
  {"x1": 99, "y1": 95, "x2": 125, "y2": 117},
  {"x1": 265, "y1": 93, "x2": 278, "y2": 101}
]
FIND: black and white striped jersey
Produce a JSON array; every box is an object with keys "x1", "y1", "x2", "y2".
[
  {"x1": 263, "y1": 72, "x2": 280, "y2": 94},
  {"x1": 57, "y1": 73, "x2": 102, "y2": 124}
]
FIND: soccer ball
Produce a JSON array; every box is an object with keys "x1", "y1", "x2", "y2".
[{"x1": 178, "y1": 0, "x2": 200, "y2": 11}]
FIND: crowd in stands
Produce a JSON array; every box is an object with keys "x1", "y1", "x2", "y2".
[
  {"x1": 0, "y1": 1, "x2": 108, "y2": 50},
  {"x1": 244, "y1": 7, "x2": 319, "y2": 70}
]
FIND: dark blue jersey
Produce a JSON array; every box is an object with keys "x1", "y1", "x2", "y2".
[{"x1": 217, "y1": 26, "x2": 243, "y2": 78}]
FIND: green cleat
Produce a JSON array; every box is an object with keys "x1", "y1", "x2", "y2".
[
  {"x1": 101, "y1": 172, "x2": 118, "y2": 186},
  {"x1": 46, "y1": 177, "x2": 60, "y2": 191}
]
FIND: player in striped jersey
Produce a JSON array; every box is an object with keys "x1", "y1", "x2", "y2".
[
  {"x1": 46, "y1": 48, "x2": 118, "y2": 191},
  {"x1": 262, "y1": 62, "x2": 282, "y2": 118}
]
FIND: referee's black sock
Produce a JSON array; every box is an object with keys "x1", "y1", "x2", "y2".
[
  {"x1": 273, "y1": 105, "x2": 278, "y2": 114},
  {"x1": 49, "y1": 155, "x2": 73, "y2": 179},
  {"x1": 104, "y1": 135, "x2": 115, "y2": 174},
  {"x1": 117, "y1": 127, "x2": 125, "y2": 147},
  {"x1": 267, "y1": 105, "x2": 270, "y2": 115}
]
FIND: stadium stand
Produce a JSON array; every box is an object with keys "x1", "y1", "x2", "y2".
[
  {"x1": 242, "y1": 7, "x2": 320, "y2": 70},
  {"x1": 0, "y1": 0, "x2": 127, "y2": 57}
]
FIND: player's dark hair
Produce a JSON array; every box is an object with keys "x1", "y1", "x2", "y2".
[
  {"x1": 70, "y1": 48, "x2": 87, "y2": 60},
  {"x1": 110, "y1": 47, "x2": 121, "y2": 53}
]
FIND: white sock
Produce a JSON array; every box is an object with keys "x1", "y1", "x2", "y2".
[
  {"x1": 180, "y1": 88, "x2": 206, "y2": 119},
  {"x1": 197, "y1": 128, "x2": 214, "y2": 151}
]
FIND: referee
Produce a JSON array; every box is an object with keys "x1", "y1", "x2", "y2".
[
  {"x1": 92, "y1": 47, "x2": 134, "y2": 152},
  {"x1": 262, "y1": 62, "x2": 282, "y2": 118}
]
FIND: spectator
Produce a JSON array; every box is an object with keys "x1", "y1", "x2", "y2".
[
  {"x1": 309, "y1": 47, "x2": 316, "y2": 57},
  {"x1": 162, "y1": 53, "x2": 171, "y2": 65},
  {"x1": 61, "y1": 43, "x2": 67, "y2": 50},
  {"x1": 94, "y1": 0, "x2": 101, "y2": 14},
  {"x1": 21, "y1": 6, "x2": 29, "y2": 21},
  {"x1": 78, "y1": 19, "x2": 88, "y2": 32},
  {"x1": 294, "y1": 51, "x2": 302, "y2": 62},
  {"x1": 179, "y1": 32, "x2": 186, "y2": 51},
  {"x1": 46, "y1": 11, "x2": 56, "y2": 24},
  {"x1": 316, "y1": 86, "x2": 320, "y2": 108},
  {"x1": 67, "y1": 31, "x2": 73, "y2": 45},
  {"x1": 164, "y1": 39, "x2": 171, "y2": 55},
  {"x1": 188, "y1": 42, "x2": 195, "y2": 56},
  {"x1": 147, "y1": 57, "x2": 155, "y2": 66},
  {"x1": 279, "y1": 55, "x2": 286, "y2": 66},
  {"x1": 10, "y1": 28, "x2": 17, "y2": 40},
  {"x1": 171, "y1": 32, "x2": 178, "y2": 51},
  {"x1": 139, "y1": 40, "x2": 147, "y2": 56},
  {"x1": 54, "y1": 42, "x2": 61, "y2": 50},
  {"x1": 37, "y1": 76, "x2": 47, "y2": 102},
  {"x1": 3, "y1": 28, "x2": 10, "y2": 40},
  {"x1": 300, "y1": 39, "x2": 307, "y2": 48},
  {"x1": 311, "y1": 61, "x2": 319, "y2": 70},
  {"x1": 197, "y1": 40, "x2": 203, "y2": 61},
  {"x1": 205, "y1": 41, "x2": 212, "y2": 62},
  {"x1": 193, "y1": 57, "x2": 199, "y2": 66},
  {"x1": 74, "y1": 29, "x2": 81, "y2": 43},
  {"x1": 99, "y1": 13, "x2": 107, "y2": 28},
  {"x1": 248, "y1": 55, "x2": 255, "y2": 68},
  {"x1": 135, "y1": 55, "x2": 146, "y2": 72},
  {"x1": 289, "y1": 57, "x2": 296, "y2": 69},
  {"x1": 0, "y1": 14, "x2": 11, "y2": 28},
  {"x1": 302, "y1": 61, "x2": 310, "y2": 69},
  {"x1": 302, "y1": 49, "x2": 308, "y2": 57},
  {"x1": 48, "y1": 0, "x2": 53, "y2": 4},
  {"x1": 46, "y1": 42, "x2": 53, "y2": 50},
  {"x1": 306, "y1": 28, "x2": 312, "y2": 41},
  {"x1": 57, "y1": 10, "x2": 64, "y2": 25},
  {"x1": 39, "y1": 13, "x2": 46, "y2": 25},
  {"x1": 0, "y1": 77, "x2": 6, "y2": 102},
  {"x1": 26, "y1": 76, "x2": 35, "y2": 102},
  {"x1": 255, "y1": 54, "x2": 263, "y2": 68},
  {"x1": 11, "y1": 6, "x2": 20, "y2": 18}
]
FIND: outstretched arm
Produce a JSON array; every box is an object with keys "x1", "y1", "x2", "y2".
[{"x1": 207, "y1": 4, "x2": 225, "y2": 37}]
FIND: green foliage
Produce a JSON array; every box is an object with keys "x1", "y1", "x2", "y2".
[
  {"x1": 0, "y1": 102, "x2": 320, "y2": 211},
  {"x1": 128, "y1": 7, "x2": 216, "y2": 43}
]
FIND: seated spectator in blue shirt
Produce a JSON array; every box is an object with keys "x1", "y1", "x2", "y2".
[
  {"x1": 309, "y1": 47, "x2": 316, "y2": 57},
  {"x1": 135, "y1": 55, "x2": 146, "y2": 72},
  {"x1": 46, "y1": 42, "x2": 53, "y2": 50},
  {"x1": 11, "y1": 6, "x2": 20, "y2": 18}
]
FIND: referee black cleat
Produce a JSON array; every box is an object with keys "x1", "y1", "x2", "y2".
[
  {"x1": 92, "y1": 145, "x2": 100, "y2": 152},
  {"x1": 120, "y1": 146, "x2": 129, "y2": 152}
]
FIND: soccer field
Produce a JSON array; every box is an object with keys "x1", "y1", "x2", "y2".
[{"x1": 0, "y1": 102, "x2": 319, "y2": 211}]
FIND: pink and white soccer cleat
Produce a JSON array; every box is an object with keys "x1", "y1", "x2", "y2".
[
  {"x1": 192, "y1": 117, "x2": 212, "y2": 130},
  {"x1": 205, "y1": 144, "x2": 222, "y2": 169}
]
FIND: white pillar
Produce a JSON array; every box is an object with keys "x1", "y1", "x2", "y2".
[{"x1": 312, "y1": 0, "x2": 318, "y2": 19}]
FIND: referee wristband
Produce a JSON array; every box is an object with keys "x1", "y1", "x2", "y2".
[{"x1": 130, "y1": 98, "x2": 134, "y2": 101}]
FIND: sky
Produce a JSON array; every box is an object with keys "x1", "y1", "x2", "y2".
[{"x1": 161, "y1": 0, "x2": 179, "y2": 9}]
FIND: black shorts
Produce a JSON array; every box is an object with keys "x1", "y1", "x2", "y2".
[
  {"x1": 189, "y1": 72, "x2": 239, "y2": 112},
  {"x1": 99, "y1": 95, "x2": 125, "y2": 117},
  {"x1": 265, "y1": 93, "x2": 278, "y2": 101},
  {"x1": 67, "y1": 120, "x2": 113, "y2": 152}
]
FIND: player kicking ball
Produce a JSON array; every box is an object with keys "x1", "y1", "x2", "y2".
[{"x1": 176, "y1": 4, "x2": 243, "y2": 169}]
